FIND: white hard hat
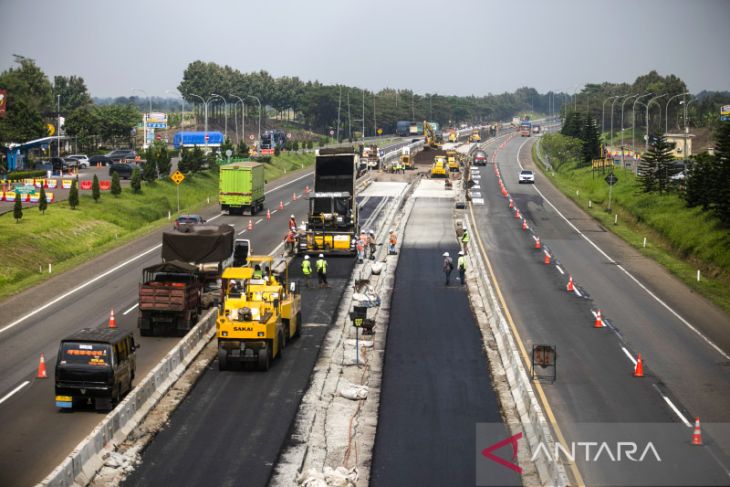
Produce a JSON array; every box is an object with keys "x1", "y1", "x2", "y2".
[
  {"x1": 318, "y1": 253, "x2": 324, "y2": 258},
  {"x1": 290, "y1": 214, "x2": 295, "y2": 218},
  {"x1": 443, "y1": 252, "x2": 450, "y2": 257},
  {"x1": 458, "y1": 251, "x2": 464, "y2": 255},
  {"x1": 389, "y1": 229, "x2": 394, "y2": 232},
  {"x1": 369, "y1": 230, "x2": 374, "y2": 235},
  {"x1": 304, "y1": 255, "x2": 310, "y2": 260}
]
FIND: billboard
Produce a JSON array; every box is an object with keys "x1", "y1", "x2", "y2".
[{"x1": 147, "y1": 112, "x2": 167, "y2": 124}]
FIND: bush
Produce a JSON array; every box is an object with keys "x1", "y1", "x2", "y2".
[
  {"x1": 13, "y1": 193, "x2": 23, "y2": 222},
  {"x1": 38, "y1": 186, "x2": 48, "y2": 214},
  {"x1": 274, "y1": 147, "x2": 281, "y2": 157},
  {"x1": 6, "y1": 170, "x2": 47, "y2": 181},
  {"x1": 68, "y1": 179, "x2": 79, "y2": 209},
  {"x1": 92, "y1": 174, "x2": 100, "y2": 202},
  {"x1": 130, "y1": 167, "x2": 142, "y2": 193},
  {"x1": 111, "y1": 172, "x2": 121, "y2": 196}
]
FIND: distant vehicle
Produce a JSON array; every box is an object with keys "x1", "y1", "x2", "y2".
[
  {"x1": 260, "y1": 130, "x2": 287, "y2": 150},
  {"x1": 518, "y1": 170, "x2": 535, "y2": 183},
  {"x1": 473, "y1": 150, "x2": 488, "y2": 166},
  {"x1": 172, "y1": 131, "x2": 224, "y2": 149},
  {"x1": 532, "y1": 125, "x2": 541, "y2": 134},
  {"x1": 512, "y1": 116, "x2": 521, "y2": 127},
  {"x1": 63, "y1": 157, "x2": 80, "y2": 169},
  {"x1": 54, "y1": 327, "x2": 137, "y2": 411},
  {"x1": 395, "y1": 120, "x2": 411, "y2": 137},
  {"x1": 409, "y1": 121, "x2": 424, "y2": 136},
  {"x1": 109, "y1": 162, "x2": 137, "y2": 179},
  {"x1": 45, "y1": 157, "x2": 70, "y2": 173},
  {"x1": 219, "y1": 162, "x2": 266, "y2": 215},
  {"x1": 105, "y1": 149, "x2": 136, "y2": 161},
  {"x1": 174, "y1": 214, "x2": 206, "y2": 231},
  {"x1": 66, "y1": 154, "x2": 90, "y2": 168},
  {"x1": 88, "y1": 155, "x2": 111, "y2": 166},
  {"x1": 519, "y1": 121, "x2": 532, "y2": 137}
]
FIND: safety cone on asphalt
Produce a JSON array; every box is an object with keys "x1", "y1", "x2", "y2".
[
  {"x1": 594, "y1": 309, "x2": 604, "y2": 328},
  {"x1": 535, "y1": 237, "x2": 541, "y2": 249},
  {"x1": 266, "y1": 209, "x2": 271, "y2": 221},
  {"x1": 522, "y1": 219, "x2": 528, "y2": 231},
  {"x1": 567, "y1": 275, "x2": 574, "y2": 292},
  {"x1": 544, "y1": 252, "x2": 551, "y2": 265},
  {"x1": 691, "y1": 417, "x2": 702, "y2": 445},
  {"x1": 305, "y1": 185, "x2": 310, "y2": 194},
  {"x1": 108, "y1": 309, "x2": 117, "y2": 329},
  {"x1": 37, "y1": 354, "x2": 48, "y2": 379},
  {"x1": 634, "y1": 353, "x2": 644, "y2": 377},
  {"x1": 515, "y1": 209, "x2": 521, "y2": 219},
  {"x1": 279, "y1": 201, "x2": 284, "y2": 210},
  {"x1": 509, "y1": 199, "x2": 514, "y2": 209},
  {"x1": 292, "y1": 192, "x2": 297, "y2": 201},
  {"x1": 247, "y1": 219, "x2": 253, "y2": 231}
]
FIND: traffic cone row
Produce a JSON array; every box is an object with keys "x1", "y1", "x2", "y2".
[
  {"x1": 543, "y1": 252, "x2": 551, "y2": 265},
  {"x1": 521, "y1": 219, "x2": 528, "y2": 231},
  {"x1": 535, "y1": 237, "x2": 541, "y2": 249},
  {"x1": 247, "y1": 219, "x2": 253, "y2": 231},
  {"x1": 566, "y1": 275, "x2": 574, "y2": 292},
  {"x1": 305, "y1": 185, "x2": 310, "y2": 194},
  {"x1": 633, "y1": 353, "x2": 644, "y2": 377},
  {"x1": 108, "y1": 309, "x2": 117, "y2": 329},
  {"x1": 691, "y1": 417, "x2": 702, "y2": 445},
  {"x1": 266, "y1": 209, "x2": 271, "y2": 221},
  {"x1": 594, "y1": 309, "x2": 604, "y2": 328},
  {"x1": 292, "y1": 192, "x2": 297, "y2": 201},
  {"x1": 279, "y1": 200, "x2": 284, "y2": 210},
  {"x1": 37, "y1": 354, "x2": 47, "y2": 378}
]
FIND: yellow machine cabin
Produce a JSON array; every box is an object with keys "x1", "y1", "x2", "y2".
[
  {"x1": 431, "y1": 155, "x2": 447, "y2": 178},
  {"x1": 446, "y1": 150, "x2": 460, "y2": 172},
  {"x1": 216, "y1": 256, "x2": 302, "y2": 371},
  {"x1": 468, "y1": 129, "x2": 481, "y2": 143},
  {"x1": 401, "y1": 147, "x2": 413, "y2": 170}
]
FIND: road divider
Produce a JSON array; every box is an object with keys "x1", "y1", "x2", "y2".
[{"x1": 40, "y1": 308, "x2": 217, "y2": 487}]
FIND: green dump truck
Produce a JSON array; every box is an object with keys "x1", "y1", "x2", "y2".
[{"x1": 219, "y1": 162, "x2": 265, "y2": 215}]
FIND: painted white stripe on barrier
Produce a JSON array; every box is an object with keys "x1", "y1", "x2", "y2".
[
  {"x1": 0, "y1": 381, "x2": 29, "y2": 405},
  {"x1": 555, "y1": 266, "x2": 564, "y2": 275},
  {"x1": 255, "y1": 219, "x2": 263, "y2": 224},
  {"x1": 662, "y1": 395, "x2": 692, "y2": 427},
  {"x1": 513, "y1": 138, "x2": 730, "y2": 361},
  {"x1": 621, "y1": 346, "x2": 637, "y2": 365},
  {"x1": 122, "y1": 303, "x2": 139, "y2": 316},
  {"x1": 573, "y1": 288, "x2": 582, "y2": 298}
]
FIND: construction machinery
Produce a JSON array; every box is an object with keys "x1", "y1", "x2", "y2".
[
  {"x1": 361, "y1": 144, "x2": 380, "y2": 169},
  {"x1": 301, "y1": 148, "x2": 358, "y2": 255},
  {"x1": 219, "y1": 162, "x2": 265, "y2": 215},
  {"x1": 431, "y1": 155, "x2": 447, "y2": 178},
  {"x1": 468, "y1": 129, "x2": 481, "y2": 143},
  {"x1": 216, "y1": 255, "x2": 302, "y2": 371},
  {"x1": 448, "y1": 129, "x2": 457, "y2": 143},
  {"x1": 446, "y1": 150, "x2": 460, "y2": 172},
  {"x1": 400, "y1": 146, "x2": 413, "y2": 170},
  {"x1": 424, "y1": 120, "x2": 442, "y2": 149}
]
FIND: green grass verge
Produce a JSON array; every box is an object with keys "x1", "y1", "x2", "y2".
[
  {"x1": 0, "y1": 152, "x2": 315, "y2": 299},
  {"x1": 532, "y1": 143, "x2": 730, "y2": 313}
]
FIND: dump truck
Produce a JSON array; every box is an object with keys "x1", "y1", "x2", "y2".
[
  {"x1": 431, "y1": 155, "x2": 447, "y2": 178},
  {"x1": 446, "y1": 150, "x2": 460, "y2": 172},
  {"x1": 138, "y1": 261, "x2": 202, "y2": 336},
  {"x1": 217, "y1": 255, "x2": 302, "y2": 371},
  {"x1": 362, "y1": 145, "x2": 380, "y2": 169},
  {"x1": 301, "y1": 148, "x2": 358, "y2": 255},
  {"x1": 520, "y1": 120, "x2": 532, "y2": 137},
  {"x1": 219, "y1": 162, "x2": 265, "y2": 215}
]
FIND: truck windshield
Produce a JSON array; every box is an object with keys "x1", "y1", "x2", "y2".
[{"x1": 60, "y1": 342, "x2": 112, "y2": 366}]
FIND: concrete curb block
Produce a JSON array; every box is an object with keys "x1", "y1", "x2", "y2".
[
  {"x1": 462, "y1": 215, "x2": 569, "y2": 487},
  {"x1": 40, "y1": 308, "x2": 217, "y2": 487}
]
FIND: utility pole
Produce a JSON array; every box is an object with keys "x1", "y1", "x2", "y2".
[
  {"x1": 347, "y1": 91, "x2": 352, "y2": 141},
  {"x1": 56, "y1": 94, "x2": 61, "y2": 159},
  {"x1": 336, "y1": 86, "x2": 342, "y2": 143},
  {"x1": 373, "y1": 93, "x2": 376, "y2": 138},
  {"x1": 362, "y1": 90, "x2": 365, "y2": 140}
]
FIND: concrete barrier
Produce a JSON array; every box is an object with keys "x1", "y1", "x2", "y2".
[{"x1": 40, "y1": 308, "x2": 217, "y2": 487}]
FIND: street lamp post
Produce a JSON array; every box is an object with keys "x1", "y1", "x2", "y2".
[
  {"x1": 229, "y1": 94, "x2": 245, "y2": 145},
  {"x1": 620, "y1": 94, "x2": 639, "y2": 170},
  {"x1": 132, "y1": 88, "x2": 152, "y2": 148},
  {"x1": 609, "y1": 96, "x2": 626, "y2": 145},
  {"x1": 166, "y1": 89, "x2": 185, "y2": 144},
  {"x1": 632, "y1": 93, "x2": 654, "y2": 157},
  {"x1": 602, "y1": 96, "x2": 619, "y2": 139},
  {"x1": 645, "y1": 94, "x2": 668, "y2": 153},
  {"x1": 665, "y1": 92, "x2": 690, "y2": 135},
  {"x1": 211, "y1": 93, "x2": 228, "y2": 141},
  {"x1": 246, "y1": 95, "x2": 262, "y2": 149},
  {"x1": 189, "y1": 93, "x2": 216, "y2": 148}
]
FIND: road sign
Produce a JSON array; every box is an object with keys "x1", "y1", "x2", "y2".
[
  {"x1": 204, "y1": 134, "x2": 210, "y2": 142},
  {"x1": 605, "y1": 173, "x2": 618, "y2": 186},
  {"x1": 377, "y1": 128, "x2": 383, "y2": 135},
  {"x1": 156, "y1": 134, "x2": 161, "y2": 140},
  {"x1": 47, "y1": 123, "x2": 55, "y2": 136},
  {"x1": 721, "y1": 116, "x2": 730, "y2": 122},
  {"x1": 249, "y1": 135, "x2": 255, "y2": 140},
  {"x1": 721, "y1": 105, "x2": 730, "y2": 115},
  {"x1": 171, "y1": 171, "x2": 185, "y2": 185},
  {"x1": 329, "y1": 130, "x2": 335, "y2": 136},
  {"x1": 146, "y1": 122, "x2": 167, "y2": 129},
  {"x1": 287, "y1": 133, "x2": 292, "y2": 138},
  {"x1": 225, "y1": 149, "x2": 233, "y2": 158}
]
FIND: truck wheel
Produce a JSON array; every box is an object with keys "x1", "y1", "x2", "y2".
[
  {"x1": 218, "y1": 348, "x2": 228, "y2": 371},
  {"x1": 258, "y1": 348, "x2": 270, "y2": 371}
]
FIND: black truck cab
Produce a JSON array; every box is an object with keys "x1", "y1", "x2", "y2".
[{"x1": 54, "y1": 328, "x2": 137, "y2": 411}]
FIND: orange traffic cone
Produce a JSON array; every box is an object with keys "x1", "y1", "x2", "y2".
[
  {"x1": 279, "y1": 201, "x2": 284, "y2": 210},
  {"x1": 515, "y1": 209, "x2": 521, "y2": 219},
  {"x1": 567, "y1": 275, "x2": 574, "y2": 292},
  {"x1": 247, "y1": 219, "x2": 253, "y2": 231},
  {"x1": 544, "y1": 252, "x2": 551, "y2": 265},
  {"x1": 37, "y1": 353, "x2": 48, "y2": 379},
  {"x1": 535, "y1": 237, "x2": 541, "y2": 249},
  {"x1": 594, "y1": 309, "x2": 604, "y2": 328},
  {"x1": 634, "y1": 353, "x2": 644, "y2": 377},
  {"x1": 292, "y1": 192, "x2": 297, "y2": 201},
  {"x1": 266, "y1": 209, "x2": 271, "y2": 221},
  {"x1": 305, "y1": 185, "x2": 310, "y2": 194},
  {"x1": 108, "y1": 309, "x2": 117, "y2": 328},
  {"x1": 521, "y1": 219, "x2": 528, "y2": 231},
  {"x1": 509, "y1": 199, "x2": 514, "y2": 209},
  {"x1": 691, "y1": 417, "x2": 702, "y2": 445}
]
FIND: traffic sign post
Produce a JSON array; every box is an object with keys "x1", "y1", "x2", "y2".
[
  {"x1": 171, "y1": 170, "x2": 185, "y2": 213},
  {"x1": 605, "y1": 172, "x2": 618, "y2": 211}
]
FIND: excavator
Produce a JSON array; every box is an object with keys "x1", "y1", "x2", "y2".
[{"x1": 424, "y1": 120, "x2": 442, "y2": 150}]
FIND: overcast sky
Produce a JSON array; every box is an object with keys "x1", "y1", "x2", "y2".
[{"x1": 1, "y1": 0, "x2": 728, "y2": 98}]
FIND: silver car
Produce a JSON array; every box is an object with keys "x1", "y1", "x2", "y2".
[{"x1": 518, "y1": 170, "x2": 535, "y2": 184}]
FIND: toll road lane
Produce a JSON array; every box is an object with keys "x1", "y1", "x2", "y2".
[
  {"x1": 371, "y1": 198, "x2": 517, "y2": 487},
  {"x1": 123, "y1": 257, "x2": 356, "y2": 486}
]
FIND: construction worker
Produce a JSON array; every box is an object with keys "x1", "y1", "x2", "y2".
[
  {"x1": 301, "y1": 255, "x2": 312, "y2": 287},
  {"x1": 316, "y1": 254, "x2": 328, "y2": 288},
  {"x1": 285, "y1": 229, "x2": 297, "y2": 255},
  {"x1": 442, "y1": 252, "x2": 454, "y2": 286},
  {"x1": 367, "y1": 230, "x2": 376, "y2": 260},
  {"x1": 356, "y1": 236, "x2": 365, "y2": 264},
  {"x1": 461, "y1": 228, "x2": 470, "y2": 255},
  {"x1": 457, "y1": 250, "x2": 466, "y2": 285},
  {"x1": 289, "y1": 214, "x2": 297, "y2": 231},
  {"x1": 388, "y1": 229, "x2": 397, "y2": 255},
  {"x1": 253, "y1": 264, "x2": 263, "y2": 280}
]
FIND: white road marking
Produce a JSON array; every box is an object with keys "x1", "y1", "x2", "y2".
[
  {"x1": 662, "y1": 395, "x2": 692, "y2": 427},
  {"x1": 621, "y1": 346, "x2": 638, "y2": 365},
  {"x1": 513, "y1": 138, "x2": 730, "y2": 361},
  {"x1": 238, "y1": 229, "x2": 247, "y2": 235},
  {"x1": 471, "y1": 192, "x2": 482, "y2": 198},
  {"x1": 573, "y1": 288, "x2": 583, "y2": 298},
  {"x1": 271, "y1": 209, "x2": 278, "y2": 214},
  {"x1": 555, "y1": 265, "x2": 564, "y2": 275},
  {"x1": 122, "y1": 303, "x2": 139, "y2": 315},
  {"x1": 472, "y1": 198, "x2": 485, "y2": 205},
  {"x1": 0, "y1": 381, "x2": 29, "y2": 405},
  {"x1": 472, "y1": 184, "x2": 481, "y2": 189},
  {"x1": 0, "y1": 171, "x2": 314, "y2": 336},
  {"x1": 255, "y1": 219, "x2": 263, "y2": 225},
  {"x1": 284, "y1": 201, "x2": 291, "y2": 206}
]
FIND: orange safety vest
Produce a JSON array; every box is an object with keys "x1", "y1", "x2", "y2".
[{"x1": 389, "y1": 233, "x2": 397, "y2": 245}]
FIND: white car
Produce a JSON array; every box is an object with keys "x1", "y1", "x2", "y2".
[
  {"x1": 67, "y1": 154, "x2": 90, "y2": 168},
  {"x1": 518, "y1": 170, "x2": 535, "y2": 184}
]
